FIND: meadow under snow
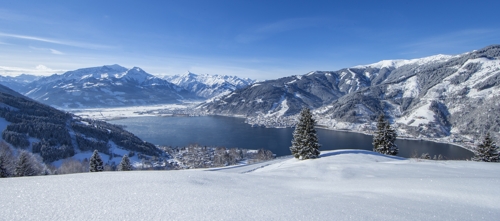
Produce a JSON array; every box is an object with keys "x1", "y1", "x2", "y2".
[{"x1": 1, "y1": 150, "x2": 499, "y2": 220}]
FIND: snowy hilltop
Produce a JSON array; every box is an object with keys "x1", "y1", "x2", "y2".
[
  {"x1": 1, "y1": 149, "x2": 499, "y2": 220},
  {"x1": 164, "y1": 71, "x2": 255, "y2": 99}
]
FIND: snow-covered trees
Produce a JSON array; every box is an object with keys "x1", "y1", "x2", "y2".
[
  {"x1": 89, "y1": 150, "x2": 104, "y2": 172},
  {"x1": 372, "y1": 114, "x2": 398, "y2": 156},
  {"x1": 290, "y1": 108, "x2": 321, "y2": 160},
  {"x1": 118, "y1": 154, "x2": 133, "y2": 171},
  {"x1": 15, "y1": 150, "x2": 47, "y2": 177},
  {"x1": 472, "y1": 133, "x2": 499, "y2": 162},
  {"x1": 0, "y1": 141, "x2": 15, "y2": 177}
]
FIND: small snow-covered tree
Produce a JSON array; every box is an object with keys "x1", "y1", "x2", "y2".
[
  {"x1": 118, "y1": 154, "x2": 133, "y2": 171},
  {"x1": 0, "y1": 141, "x2": 15, "y2": 178},
  {"x1": 89, "y1": 150, "x2": 104, "y2": 172},
  {"x1": 472, "y1": 133, "x2": 499, "y2": 162},
  {"x1": 290, "y1": 108, "x2": 321, "y2": 160},
  {"x1": 372, "y1": 114, "x2": 398, "y2": 156},
  {"x1": 15, "y1": 150, "x2": 45, "y2": 177}
]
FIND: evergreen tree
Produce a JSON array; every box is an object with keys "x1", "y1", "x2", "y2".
[
  {"x1": 118, "y1": 154, "x2": 133, "y2": 171},
  {"x1": 372, "y1": 114, "x2": 398, "y2": 155},
  {"x1": 472, "y1": 133, "x2": 499, "y2": 162},
  {"x1": 290, "y1": 108, "x2": 321, "y2": 160},
  {"x1": 89, "y1": 150, "x2": 104, "y2": 172},
  {"x1": 15, "y1": 150, "x2": 44, "y2": 177}
]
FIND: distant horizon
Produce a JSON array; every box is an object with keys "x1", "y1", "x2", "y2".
[{"x1": 1, "y1": 1, "x2": 499, "y2": 80}]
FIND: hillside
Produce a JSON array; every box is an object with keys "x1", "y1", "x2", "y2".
[
  {"x1": 0, "y1": 83, "x2": 163, "y2": 164},
  {"x1": 1, "y1": 150, "x2": 498, "y2": 220},
  {"x1": 199, "y1": 45, "x2": 500, "y2": 146}
]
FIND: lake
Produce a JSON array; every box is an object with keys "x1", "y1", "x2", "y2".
[{"x1": 109, "y1": 116, "x2": 474, "y2": 160}]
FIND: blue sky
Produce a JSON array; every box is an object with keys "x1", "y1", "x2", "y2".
[{"x1": 0, "y1": 0, "x2": 499, "y2": 80}]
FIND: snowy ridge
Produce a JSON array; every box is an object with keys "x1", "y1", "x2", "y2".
[
  {"x1": 1, "y1": 149, "x2": 499, "y2": 220},
  {"x1": 164, "y1": 71, "x2": 255, "y2": 99},
  {"x1": 353, "y1": 54, "x2": 458, "y2": 69}
]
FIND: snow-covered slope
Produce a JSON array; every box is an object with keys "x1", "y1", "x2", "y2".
[
  {"x1": 20, "y1": 65, "x2": 197, "y2": 108},
  {"x1": 164, "y1": 72, "x2": 255, "y2": 99},
  {"x1": 1, "y1": 150, "x2": 498, "y2": 220}
]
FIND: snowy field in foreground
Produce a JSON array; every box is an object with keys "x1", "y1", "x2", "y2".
[{"x1": 1, "y1": 150, "x2": 499, "y2": 220}]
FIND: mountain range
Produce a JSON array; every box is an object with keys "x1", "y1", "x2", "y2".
[
  {"x1": 1, "y1": 45, "x2": 498, "y2": 146},
  {"x1": 18, "y1": 65, "x2": 194, "y2": 108},
  {"x1": 1, "y1": 65, "x2": 255, "y2": 108},
  {"x1": 164, "y1": 72, "x2": 255, "y2": 99},
  {"x1": 199, "y1": 45, "x2": 500, "y2": 145}
]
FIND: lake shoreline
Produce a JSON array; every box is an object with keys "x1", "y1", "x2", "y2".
[
  {"x1": 106, "y1": 115, "x2": 474, "y2": 160},
  {"x1": 102, "y1": 113, "x2": 474, "y2": 155}
]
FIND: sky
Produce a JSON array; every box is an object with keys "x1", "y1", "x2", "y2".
[{"x1": 0, "y1": 0, "x2": 499, "y2": 80}]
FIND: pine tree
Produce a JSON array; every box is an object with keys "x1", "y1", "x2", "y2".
[
  {"x1": 118, "y1": 154, "x2": 133, "y2": 171},
  {"x1": 89, "y1": 150, "x2": 104, "y2": 172},
  {"x1": 372, "y1": 114, "x2": 398, "y2": 155},
  {"x1": 472, "y1": 133, "x2": 499, "y2": 162},
  {"x1": 290, "y1": 108, "x2": 321, "y2": 160},
  {"x1": 15, "y1": 150, "x2": 44, "y2": 177}
]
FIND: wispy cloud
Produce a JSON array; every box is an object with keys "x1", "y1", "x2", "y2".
[
  {"x1": 236, "y1": 17, "x2": 325, "y2": 43},
  {"x1": 401, "y1": 29, "x2": 500, "y2": 55},
  {"x1": 0, "y1": 32, "x2": 114, "y2": 50},
  {"x1": 0, "y1": 65, "x2": 66, "y2": 76},
  {"x1": 50, "y1": 49, "x2": 64, "y2": 55},
  {"x1": 29, "y1": 46, "x2": 65, "y2": 55}
]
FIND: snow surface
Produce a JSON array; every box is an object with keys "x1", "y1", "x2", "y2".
[
  {"x1": 353, "y1": 54, "x2": 458, "y2": 69},
  {"x1": 1, "y1": 149, "x2": 499, "y2": 220},
  {"x1": 68, "y1": 103, "x2": 199, "y2": 120}
]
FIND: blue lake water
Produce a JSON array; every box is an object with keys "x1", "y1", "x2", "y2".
[{"x1": 109, "y1": 116, "x2": 474, "y2": 160}]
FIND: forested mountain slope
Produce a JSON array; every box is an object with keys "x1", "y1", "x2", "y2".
[{"x1": 0, "y1": 83, "x2": 162, "y2": 163}]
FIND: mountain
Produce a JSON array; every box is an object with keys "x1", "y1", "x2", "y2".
[
  {"x1": 0, "y1": 83, "x2": 163, "y2": 164},
  {"x1": 164, "y1": 72, "x2": 255, "y2": 99},
  {"x1": 0, "y1": 74, "x2": 41, "y2": 92},
  {"x1": 19, "y1": 65, "x2": 197, "y2": 108},
  {"x1": 199, "y1": 45, "x2": 500, "y2": 144}
]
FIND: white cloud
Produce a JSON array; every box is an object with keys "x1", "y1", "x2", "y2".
[
  {"x1": 0, "y1": 65, "x2": 65, "y2": 77},
  {"x1": 0, "y1": 32, "x2": 114, "y2": 50}
]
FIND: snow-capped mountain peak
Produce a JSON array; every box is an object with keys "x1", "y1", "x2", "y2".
[
  {"x1": 119, "y1": 67, "x2": 153, "y2": 84},
  {"x1": 164, "y1": 72, "x2": 255, "y2": 99},
  {"x1": 18, "y1": 65, "x2": 196, "y2": 108}
]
